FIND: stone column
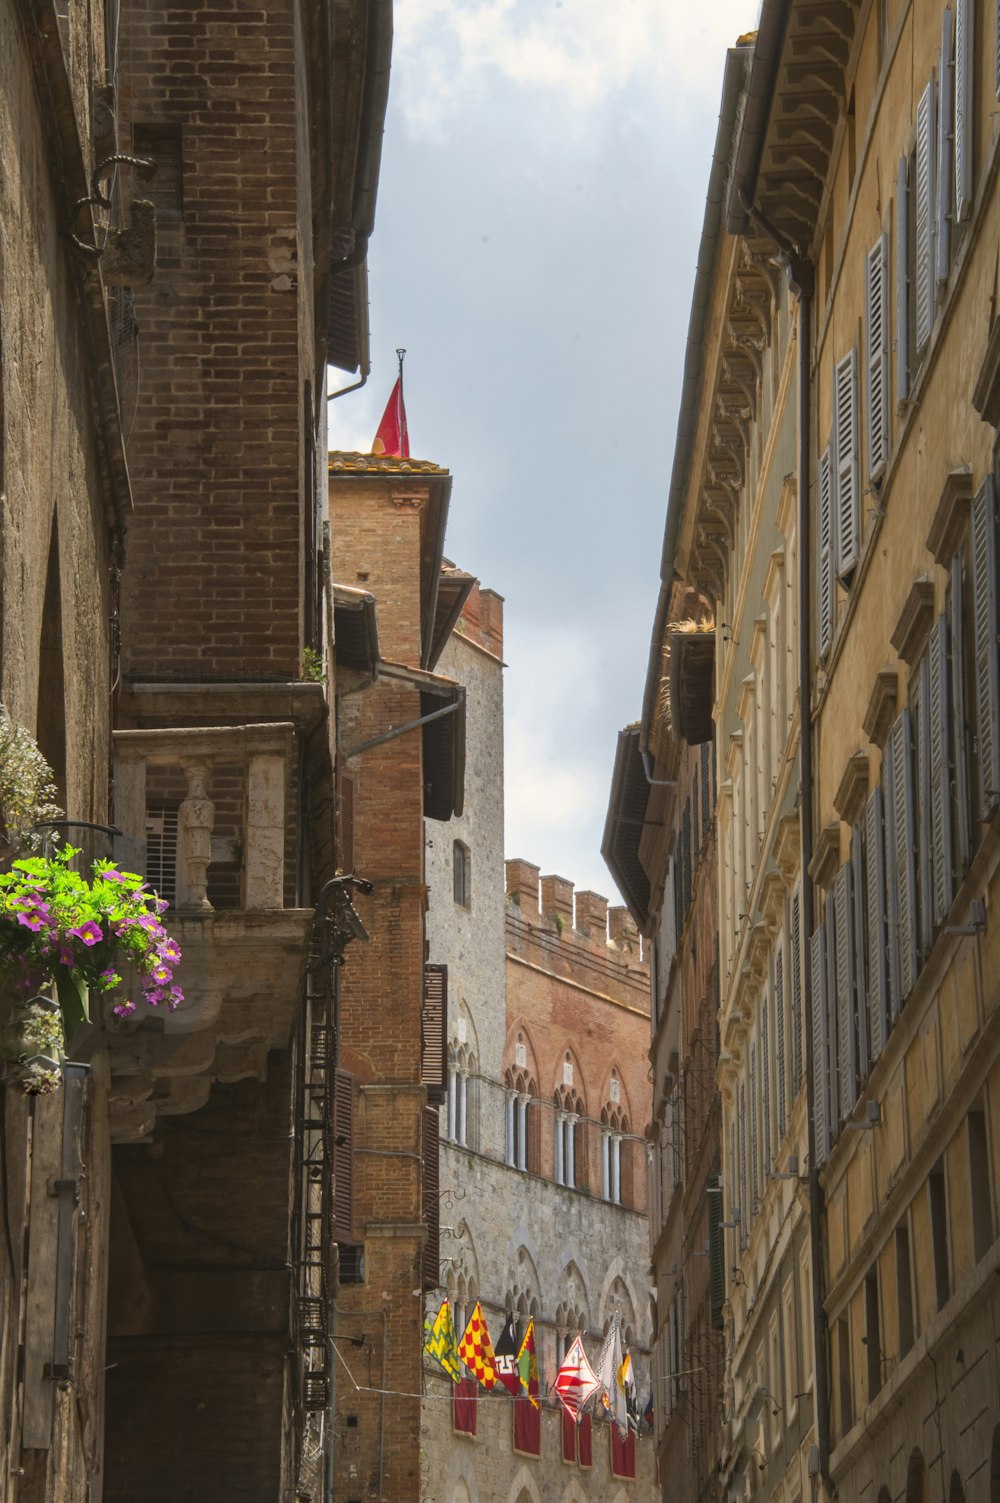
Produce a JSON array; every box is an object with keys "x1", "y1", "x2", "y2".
[{"x1": 176, "y1": 759, "x2": 214, "y2": 912}]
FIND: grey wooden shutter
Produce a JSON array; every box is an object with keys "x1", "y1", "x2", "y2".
[
  {"x1": 421, "y1": 963, "x2": 448, "y2": 1104},
  {"x1": 896, "y1": 157, "x2": 910, "y2": 404},
  {"x1": 865, "y1": 788, "x2": 890, "y2": 1059},
  {"x1": 834, "y1": 349, "x2": 861, "y2": 580},
  {"x1": 824, "y1": 896, "x2": 840, "y2": 1139},
  {"x1": 819, "y1": 444, "x2": 835, "y2": 656},
  {"x1": 971, "y1": 477, "x2": 1000, "y2": 819},
  {"x1": 701, "y1": 740, "x2": 711, "y2": 828},
  {"x1": 738, "y1": 1082, "x2": 748, "y2": 1248},
  {"x1": 936, "y1": 11, "x2": 954, "y2": 286},
  {"x1": 915, "y1": 76, "x2": 937, "y2": 351},
  {"x1": 914, "y1": 653, "x2": 934, "y2": 957},
  {"x1": 749, "y1": 1042, "x2": 759, "y2": 1210},
  {"x1": 866, "y1": 234, "x2": 890, "y2": 481},
  {"x1": 950, "y1": 552, "x2": 972, "y2": 871},
  {"x1": 928, "y1": 615, "x2": 954, "y2": 926},
  {"x1": 888, "y1": 710, "x2": 919, "y2": 1001},
  {"x1": 810, "y1": 922, "x2": 829, "y2": 1166},
  {"x1": 791, "y1": 889, "x2": 804, "y2": 1096},
  {"x1": 708, "y1": 1176, "x2": 725, "y2": 1330},
  {"x1": 851, "y1": 821, "x2": 871, "y2": 1083},
  {"x1": 775, "y1": 943, "x2": 787, "y2": 1138},
  {"x1": 762, "y1": 991, "x2": 771, "y2": 1177},
  {"x1": 955, "y1": 0, "x2": 973, "y2": 221},
  {"x1": 333, "y1": 1069, "x2": 355, "y2": 1242},
  {"x1": 834, "y1": 862, "x2": 858, "y2": 1123}
]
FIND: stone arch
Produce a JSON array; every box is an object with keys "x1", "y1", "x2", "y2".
[
  {"x1": 558, "y1": 1483, "x2": 588, "y2": 1503},
  {"x1": 450, "y1": 1480, "x2": 472, "y2": 1503},
  {"x1": 505, "y1": 1243, "x2": 541, "y2": 1319},
  {"x1": 599, "y1": 1062, "x2": 633, "y2": 1123},
  {"x1": 503, "y1": 1019, "x2": 540, "y2": 1085},
  {"x1": 949, "y1": 1470, "x2": 964, "y2": 1503},
  {"x1": 552, "y1": 1043, "x2": 589, "y2": 1114},
  {"x1": 877, "y1": 1489, "x2": 891, "y2": 1503},
  {"x1": 449, "y1": 994, "x2": 480, "y2": 1064},
  {"x1": 906, "y1": 1449, "x2": 927, "y2": 1503},
  {"x1": 506, "y1": 1466, "x2": 542, "y2": 1503},
  {"x1": 598, "y1": 1259, "x2": 644, "y2": 1342}
]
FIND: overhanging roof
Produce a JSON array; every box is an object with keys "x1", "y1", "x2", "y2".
[
  {"x1": 332, "y1": 583, "x2": 379, "y2": 676},
  {"x1": 377, "y1": 661, "x2": 466, "y2": 822},
  {"x1": 602, "y1": 725, "x2": 652, "y2": 931},
  {"x1": 427, "y1": 566, "x2": 476, "y2": 672}
]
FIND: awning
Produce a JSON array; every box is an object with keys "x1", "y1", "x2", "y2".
[
  {"x1": 377, "y1": 661, "x2": 466, "y2": 822},
  {"x1": 427, "y1": 564, "x2": 476, "y2": 671},
  {"x1": 601, "y1": 725, "x2": 652, "y2": 931},
  {"x1": 332, "y1": 583, "x2": 379, "y2": 677}
]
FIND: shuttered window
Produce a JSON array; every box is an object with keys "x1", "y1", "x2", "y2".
[
  {"x1": 333, "y1": 1069, "x2": 355, "y2": 1243},
  {"x1": 791, "y1": 889, "x2": 804, "y2": 1097},
  {"x1": 775, "y1": 942, "x2": 787, "y2": 1138},
  {"x1": 422, "y1": 1105, "x2": 441, "y2": 1289},
  {"x1": 915, "y1": 76, "x2": 937, "y2": 351},
  {"x1": 896, "y1": 158, "x2": 910, "y2": 404},
  {"x1": 864, "y1": 788, "x2": 890, "y2": 1061},
  {"x1": 761, "y1": 991, "x2": 771, "y2": 1178},
  {"x1": 818, "y1": 444, "x2": 835, "y2": 657},
  {"x1": 834, "y1": 349, "x2": 861, "y2": 580},
  {"x1": 949, "y1": 553, "x2": 972, "y2": 871},
  {"x1": 708, "y1": 1176, "x2": 725, "y2": 1330},
  {"x1": 824, "y1": 899, "x2": 840, "y2": 1135},
  {"x1": 850, "y1": 822, "x2": 870, "y2": 1083},
  {"x1": 749, "y1": 1043, "x2": 759, "y2": 1212},
  {"x1": 866, "y1": 235, "x2": 890, "y2": 482},
  {"x1": 955, "y1": 0, "x2": 973, "y2": 221},
  {"x1": 884, "y1": 710, "x2": 919, "y2": 1009},
  {"x1": 834, "y1": 862, "x2": 859, "y2": 1123},
  {"x1": 701, "y1": 740, "x2": 711, "y2": 829},
  {"x1": 971, "y1": 477, "x2": 1000, "y2": 819},
  {"x1": 810, "y1": 921, "x2": 830, "y2": 1166},
  {"x1": 738, "y1": 1083, "x2": 748, "y2": 1249},
  {"x1": 928, "y1": 616, "x2": 955, "y2": 928},
  {"x1": 421, "y1": 963, "x2": 448, "y2": 1104},
  {"x1": 914, "y1": 653, "x2": 934, "y2": 957},
  {"x1": 936, "y1": 11, "x2": 954, "y2": 286}
]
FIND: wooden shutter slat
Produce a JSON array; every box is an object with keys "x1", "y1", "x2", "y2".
[
  {"x1": 421, "y1": 963, "x2": 448, "y2": 1103},
  {"x1": 865, "y1": 788, "x2": 890, "y2": 1060},
  {"x1": 834, "y1": 862, "x2": 858, "y2": 1123},
  {"x1": 915, "y1": 653, "x2": 934, "y2": 956},
  {"x1": 791, "y1": 889, "x2": 804, "y2": 1097},
  {"x1": 866, "y1": 234, "x2": 890, "y2": 481},
  {"x1": 851, "y1": 822, "x2": 870, "y2": 1083},
  {"x1": 819, "y1": 444, "x2": 835, "y2": 656},
  {"x1": 936, "y1": 11, "x2": 954, "y2": 286},
  {"x1": 929, "y1": 615, "x2": 955, "y2": 926},
  {"x1": 896, "y1": 157, "x2": 910, "y2": 404},
  {"x1": 422, "y1": 1104, "x2": 441, "y2": 1288},
  {"x1": 749, "y1": 1042, "x2": 759, "y2": 1212},
  {"x1": 761, "y1": 991, "x2": 771, "y2": 1177},
  {"x1": 955, "y1": 0, "x2": 973, "y2": 220},
  {"x1": 950, "y1": 553, "x2": 972, "y2": 871},
  {"x1": 775, "y1": 943, "x2": 786, "y2": 1137},
  {"x1": 825, "y1": 898, "x2": 840, "y2": 1135},
  {"x1": 971, "y1": 478, "x2": 1000, "y2": 819},
  {"x1": 834, "y1": 349, "x2": 861, "y2": 579},
  {"x1": 810, "y1": 922, "x2": 829, "y2": 1166},
  {"x1": 915, "y1": 76, "x2": 937, "y2": 351},
  {"x1": 333, "y1": 1069, "x2": 354, "y2": 1242},
  {"x1": 890, "y1": 711, "x2": 919, "y2": 1000}
]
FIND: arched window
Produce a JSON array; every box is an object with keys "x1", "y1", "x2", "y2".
[
  {"x1": 447, "y1": 1042, "x2": 476, "y2": 1148},
  {"x1": 906, "y1": 1450, "x2": 927, "y2": 1503},
  {"x1": 453, "y1": 840, "x2": 471, "y2": 907},
  {"x1": 504, "y1": 1066, "x2": 538, "y2": 1173},
  {"x1": 601, "y1": 1101, "x2": 632, "y2": 1206},
  {"x1": 554, "y1": 1083, "x2": 585, "y2": 1189}
]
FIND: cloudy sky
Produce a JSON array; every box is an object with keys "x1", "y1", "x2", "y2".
[{"x1": 328, "y1": 0, "x2": 753, "y2": 904}]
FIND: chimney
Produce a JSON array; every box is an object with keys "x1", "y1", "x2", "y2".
[
  {"x1": 478, "y1": 589, "x2": 504, "y2": 656},
  {"x1": 608, "y1": 905, "x2": 639, "y2": 949},
  {"x1": 506, "y1": 858, "x2": 540, "y2": 913},
  {"x1": 575, "y1": 890, "x2": 609, "y2": 939},
  {"x1": 540, "y1": 875, "x2": 574, "y2": 929}
]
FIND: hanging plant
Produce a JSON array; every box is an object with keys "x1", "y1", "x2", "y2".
[{"x1": 0, "y1": 845, "x2": 184, "y2": 1092}]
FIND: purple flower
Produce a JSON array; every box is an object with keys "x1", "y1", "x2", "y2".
[
  {"x1": 113, "y1": 1000, "x2": 136, "y2": 1018},
  {"x1": 155, "y1": 898, "x2": 169, "y2": 915},
  {"x1": 100, "y1": 966, "x2": 119, "y2": 985},
  {"x1": 142, "y1": 986, "x2": 166, "y2": 1007},
  {"x1": 59, "y1": 947, "x2": 75, "y2": 967},
  {"x1": 157, "y1": 939, "x2": 182, "y2": 964},
  {"x1": 150, "y1": 963, "x2": 173, "y2": 984},
  {"x1": 17, "y1": 909, "x2": 46, "y2": 933},
  {"x1": 68, "y1": 921, "x2": 103, "y2": 947},
  {"x1": 136, "y1": 914, "x2": 165, "y2": 937},
  {"x1": 167, "y1": 985, "x2": 184, "y2": 1009},
  {"x1": 98, "y1": 869, "x2": 128, "y2": 883}
]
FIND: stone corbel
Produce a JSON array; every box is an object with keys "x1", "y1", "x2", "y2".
[
  {"x1": 390, "y1": 485, "x2": 429, "y2": 512},
  {"x1": 772, "y1": 812, "x2": 801, "y2": 884},
  {"x1": 759, "y1": 870, "x2": 786, "y2": 934}
]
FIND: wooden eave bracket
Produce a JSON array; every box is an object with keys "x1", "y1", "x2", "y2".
[
  {"x1": 833, "y1": 751, "x2": 870, "y2": 827},
  {"x1": 890, "y1": 577, "x2": 936, "y2": 667},
  {"x1": 862, "y1": 669, "x2": 899, "y2": 748},
  {"x1": 927, "y1": 467, "x2": 975, "y2": 564},
  {"x1": 807, "y1": 821, "x2": 841, "y2": 889}
]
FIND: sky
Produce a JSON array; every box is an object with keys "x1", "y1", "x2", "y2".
[{"x1": 328, "y1": 0, "x2": 754, "y2": 904}]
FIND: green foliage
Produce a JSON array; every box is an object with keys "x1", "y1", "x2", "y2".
[
  {"x1": 0, "y1": 707, "x2": 62, "y2": 864},
  {"x1": 302, "y1": 647, "x2": 326, "y2": 684}
]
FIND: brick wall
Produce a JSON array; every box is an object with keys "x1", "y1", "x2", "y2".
[{"x1": 117, "y1": 0, "x2": 311, "y2": 681}]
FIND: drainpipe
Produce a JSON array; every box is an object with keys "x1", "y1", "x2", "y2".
[{"x1": 739, "y1": 192, "x2": 832, "y2": 1489}]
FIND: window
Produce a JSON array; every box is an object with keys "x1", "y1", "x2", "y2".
[
  {"x1": 554, "y1": 1086, "x2": 584, "y2": 1189},
  {"x1": 601, "y1": 1103, "x2": 632, "y2": 1207},
  {"x1": 929, "y1": 1157, "x2": 952, "y2": 1310},
  {"x1": 504, "y1": 1067, "x2": 537, "y2": 1173},
  {"x1": 447, "y1": 1043, "x2": 475, "y2": 1148},
  {"x1": 896, "y1": 1220, "x2": 915, "y2": 1356},
  {"x1": 969, "y1": 1105, "x2": 995, "y2": 1261},
  {"x1": 453, "y1": 840, "x2": 471, "y2": 907},
  {"x1": 836, "y1": 1316, "x2": 854, "y2": 1436},
  {"x1": 865, "y1": 1268, "x2": 882, "y2": 1402}
]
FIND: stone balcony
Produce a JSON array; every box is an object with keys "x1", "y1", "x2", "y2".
[{"x1": 105, "y1": 723, "x2": 313, "y2": 1140}]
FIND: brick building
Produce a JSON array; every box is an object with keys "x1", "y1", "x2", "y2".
[
  {"x1": 1, "y1": 1, "x2": 394, "y2": 1498},
  {"x1": 419, "y1": 578, "x2": 658, "y2": 1503}
]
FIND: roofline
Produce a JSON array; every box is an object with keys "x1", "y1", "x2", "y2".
[
  {"x1": 601, "y1": 725, "x2": 652, "y2": 932},
  {"x1": 639, "y1": 42, "x2": 750, "y2": 751},
  {"x1": 725, "y1": 0, "x2": 793, "y2": 238}
]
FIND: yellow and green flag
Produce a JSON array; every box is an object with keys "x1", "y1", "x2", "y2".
[
  {"x1": 517, "y1": 1316, "x2": 540, "y2": 1409},
  {"x1": 424, "y1": 1297, "x2": 461, "y2": 1382}
]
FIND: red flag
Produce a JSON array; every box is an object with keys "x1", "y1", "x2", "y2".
[
  {"x1": 371, "y1": 377, "x2": 409, "y2": 458},
  {"x1": 554, "y1": 1335, "x2": 600, "y2": 1420}
]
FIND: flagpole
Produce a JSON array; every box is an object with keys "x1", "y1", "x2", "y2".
[{"x1": 396, "y1": 346, "x2": 406, "y2": 404}]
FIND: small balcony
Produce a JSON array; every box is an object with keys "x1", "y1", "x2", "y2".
[{"x1": 107, "y1": 722, "x2": 313, "y2": 1140}]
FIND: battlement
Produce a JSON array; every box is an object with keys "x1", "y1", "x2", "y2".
[
  {"x1": 450, "y1": 572, "x2": 504, "y2": 659},
  {"x1": 504, "y1": 857, "x2": 645, "y2": 963}
]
